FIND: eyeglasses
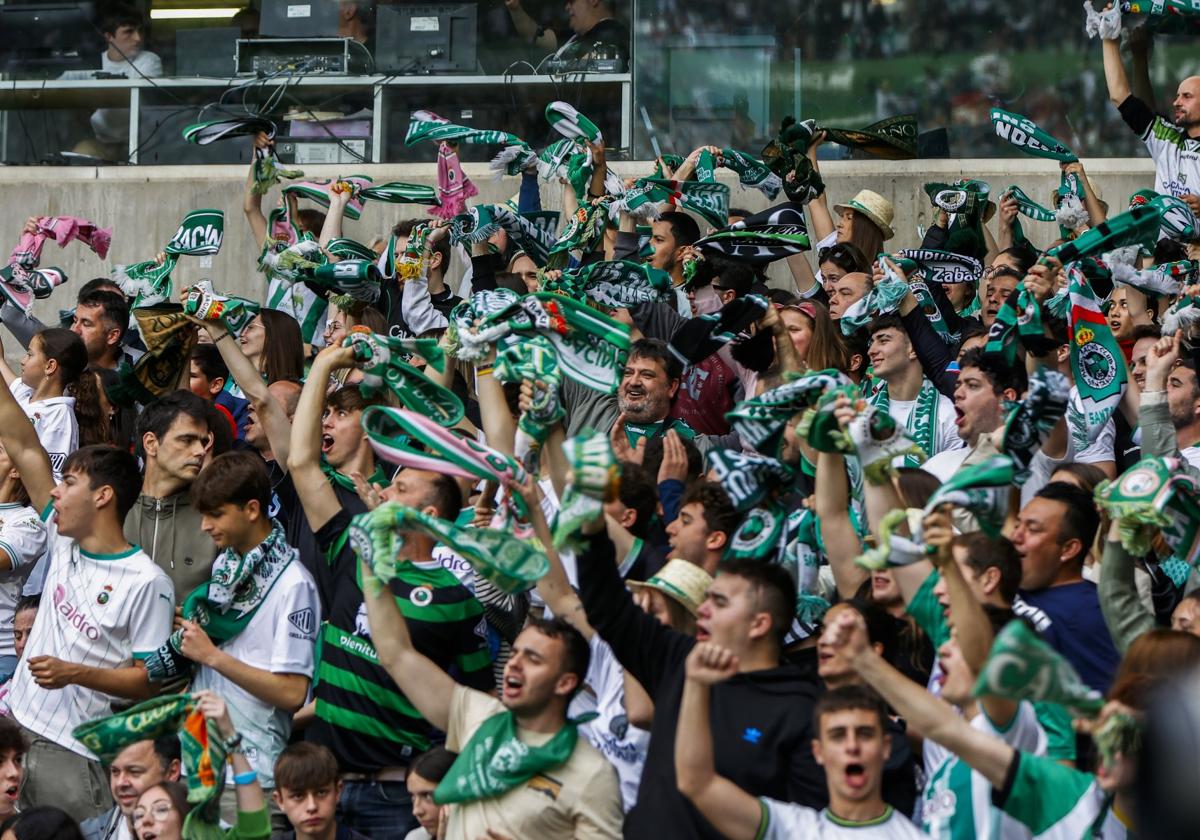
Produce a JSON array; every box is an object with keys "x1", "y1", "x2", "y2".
[{"x1": 133, "y1": 802, "x2": 175, "y2": 822}]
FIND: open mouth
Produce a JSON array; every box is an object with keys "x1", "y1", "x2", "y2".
[
  {"x1": 4, "y1": 785, "x2": 16, "y2": 800},
  {"x1": 954, "y1": 406, "x2": 965, "y2": 427},
  {"x1": 502, "y1": 674, "x2": 524, "y2": 700},
  {"x1": 695, "y1": 625, "x2": 710, "y2": 642},
  {"x1": 321, "y1": 435, "x2": 335, "y2": 454},
  {"x1": 844, "y1": 763, "x2": 867, "y2": 789}
]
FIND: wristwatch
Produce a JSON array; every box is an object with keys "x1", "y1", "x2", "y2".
[{"x1": 222, "y1": 733, "x2": 244, "y2": 754}]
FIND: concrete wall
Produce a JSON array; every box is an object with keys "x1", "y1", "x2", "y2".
[{"x1": 0, "y1": 157, "x2": 1158, "y2": 328}]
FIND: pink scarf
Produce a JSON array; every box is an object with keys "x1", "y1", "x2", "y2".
[
  {"x1": 10, "y1": 216, "x2": 111, "y2": 269},
  {"x1": 429, "y1": 142, "x2": 477, "y2": 220}
]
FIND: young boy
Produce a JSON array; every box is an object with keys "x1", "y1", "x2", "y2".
[
  {"x1": 172, "y1": 451, "x2": 319, "y2": 825},
  {"x1": 273, "y1": 742, "x2": 368, "y2": 840},
  {"x1": 0, "y1": 375, "x2": 174, "y2": 822}
]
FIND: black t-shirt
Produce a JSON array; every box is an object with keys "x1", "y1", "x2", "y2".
[{"x1": 553, "y1": 17, "x2": 630, "y2": 60}]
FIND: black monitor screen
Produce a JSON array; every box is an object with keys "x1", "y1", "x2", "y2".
[{"x1": 0, "y1": 3, "x2": 97, "y2": 74}]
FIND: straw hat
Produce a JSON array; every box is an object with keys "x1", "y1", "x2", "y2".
[
  {"x1": 627, "y1": 559, "x2": 713, "y2": 616},
  {"x1": 834, "y1": 189, "x2": 896, "y2": 241}
]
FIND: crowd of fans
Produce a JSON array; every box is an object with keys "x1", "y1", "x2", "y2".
[{"x1": 1, "y1": 5, "x2": 1200, "y2": 840}]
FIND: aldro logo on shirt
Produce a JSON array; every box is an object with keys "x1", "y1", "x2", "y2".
[{"x1": 54, "y1": 584, "x2": 100, "y2": 640}]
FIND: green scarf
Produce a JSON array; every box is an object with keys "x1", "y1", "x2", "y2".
[
  {"x1": 821, "y1": 114, "x2": 919, "y2": 159},
  {"x1": 779, "y1": 508, "x2": 831, "y2": 633},
  {"x1": 144, "y1": 523, "x2": 294, "y2": 682},
  {"x1": 798, "y1": 383, "x2": 864, "y2": 454},
  {"x1": 282, "y1": 176, "x2": 372, "y2": 221},
  {"x1": 183, "y1": 280, "x2": 260, "y2": 335},
  {"x1": 616, "y1": 179, "x2": 730, "y2": 229},
  {"x1": 320, "y1": 459, "x2": 389, "y2": 496},
  {"x1": 1047, "y1": 204, "x2": 1161, "y2": 264},
  {"x1": 715, "y1": 148, "x2": 782, "y2": 199},
  {"x1": 842, "y1": 402, "x2": 926, "y2": 485},
  {"x1": 185, "y1": 118, "x2": 302, "y2": 196},
  {"x1": 1006, "y1": 185, "x2": 1058, "y2": 222},
  {"x1": 404, "y1": 110, "x2": 523, "y2": 147},
  {"x1": 983, "y1": 281, "x2": 1053, "y2": 367},
  {"x1": 867, "y1": 378, "x2": 939, "y2": 470},
  {"x1": 113, "y1": 209, "x2": 225, "y2": 309},
  {"x1": 259, "y1": 237, "x2": 325, "y2": 284},
  {"x1": 308, "y1": 260, "x2": 382, "y2": 305},
  {"x1": 494, "y1": 336, "x2": 564, "y2": 472},
  {"x1": 350, "y1": 502, "x2": 547, "y2": 594},
  {"x1": 358, "y1": 182, "x2": 441, "y2": 205},
  {"x1": 490, "y1": 142, "x2": 538, "y2": 178},
  {"x1": 726, "y1": 370, "x2": 851, "y2": 459},
  {"x1": 344, "y1": 331, "x2": 463, "y2": 426},
  {"x1": 973, "y1": 620, "x2": 1104, "y2": 716},
  {"x1": 1149, "y1": 193, "x2": 1200, "y2": 242},
  {"x1": 554, "y1": 430, "x2": 620, "y2": 548},
  {"x1": 1002, "y1": 368, "x2": 1071, "y2": 485},
  {"x1": 1066, "y1": 263, "x2": 1126, "y2": 452},
  {"x1": 435, "y1": 709, "x2": 593, "y2": 804},
  {"x1": 1095, "y1": 456, "x2": 1200, "y2": 569},
  {"x1": 694, "y1": 202, "x2": 812, "y2": 264},
  {"x1": 838, "y1": 272, "x2": 909, "y2": 336},
  {"x1": 448, "y1": 204, "x2": 556, "y2": 267},
  {"x1": 989, "y1": 109, "x2": 1078, "y2": 162},
  {"x1": 925, "y1": 454, "x2": 1015, "y2": 538},
  {"x1": 546, "y1": 199, "x2": 613, "y2": 268},
  {"x1": 709, "y1": 449, "x2": 796, "y2": 514},
  {"x1": 545, "y1": 101, "x2": 603, "y2": 143},
  {"x1": 74, "y1": 695, "x2": 227, "y2": 840},
  {"x1": 541, "y1": 260, "x2": 673, "y2": 310},
  {"x1": 760, "y1": 118, "x2": 826, "y2": 203}
]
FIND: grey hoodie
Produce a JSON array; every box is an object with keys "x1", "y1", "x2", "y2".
[{"x1": 123, "y1": 491, "x2": 215, "y2": 601}]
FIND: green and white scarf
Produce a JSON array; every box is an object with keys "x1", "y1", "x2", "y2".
[
  {"x1": 779, "y1": 508, "x2": 831, "y2": 633},
  {"x1": 74, "y1": 695, "x2": 227, "y2": 839},
  {"x1": 553, "y1": 430, "x2": 620, "y2": 548},
  {"x1": 821, "y1": 114, "x2": 919, "y2": 159},
  {"x1": 447, "y1": 204, "x2": 556, "y2": 267},
  {"x1": 926, "y1": 454, "x2": 1015, "y2": 538},
  {"x1": 435, "y1": 709, "x2": 593, "y2": 804},
  {"x1": 282, "y1": 176, "x2": 372, "y2": 221},
  {"x1": 990, "y1": 109, "x2": 1078, "y2": 162},
  {"x1": 799, "y1": 383, "x2": 865, "y2": 454},
  {"x1": 760, "y1": 118, "x2": 826, "y2": 203},
  {"x1": 547, "y1": 198, "x2": 615, "y2": 268},
  {"x1": 973, "y1": 620, "x2": 1104, "y2": 716},
  {"x1": 726, "y1": 370, "x2": 851, "y2": 459},
  {"x1": 1066, "y1": 263, "x2": 1126, "y2": 452},
  {"x1": 709, "y1": 447, "x2": 795, "y2": 561},
  {"x1": 404, "y1": 110, "x2": 523, "y2": 147},
  {"x1": 494, "y1": 336, "x2": 565, "y2": 473},
  {"x1": 308, "y1": 260, "x2": 382, "y2": 305},
  {"x1": 144, "y1": 523, "x2": 293, "y2": 682},
  {"x1": 358, "y1": 182, "x2": 441, "y2": 205},
  {"x1": 184, "y1": 279, "x2": 260, "y2": 335},
  {"x1": 1047, "y1": 204, "x2": 1160, "y2": 264},
  {"x1": 614, "y1": 179, "x2": 729, "y2": 230},
  {"x1": 725, "y1": 507, "x2": 789, "y2": 561},
  {"x1": 259, "y1": 237, "x2": 325, "y2": 284},
  {"x1": 1095, "y1": 456, "x2": 1200, "y2": 569},
  {"x1": 1002, "y1": 368, "x2": 1071, "y2": 484},
  {"x1": 715, "y1": 148, "x2": 782, "y2": 199},
  {"x1": 1148, "y1": 192, "x2": 1200, "y2": 242},
  {"x1": 844, "y1": 401, "x2": 926, "y2": 485},
  {"x1": 345, "y1": 331, "x2": 462, "y2": 426},
  {"x1": 185, "y1": 118, "x2": 304, "y2": 196},
  {"x1": 867, "y1": 378, "x2": 938, "y2": 470},
  {"x1": 897, "y1": 249, "x2": 983, "y2": 285},
  {"x1": 838, "y1": 272, "x2": 909, "y2": 336},
  {"x1": 113, "y1": 209, "x2": 225, "y2": 309},
  {"x1": 545, "y1": 101, "x2": 603, "y2": 144},
  {"x1": 351, "y1": 502, "x2": 547, "y2": 595},
  {"x1": 540, "y1": 260, "x2": 673, "y2": 310}
]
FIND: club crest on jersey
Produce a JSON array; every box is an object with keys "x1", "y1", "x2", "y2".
[
  {"x1": 410, "y1": 586, "x2": 433, "y2": 607},
  {"x1": 97, "y1": 585, "x2": 113, "y2": 605}
]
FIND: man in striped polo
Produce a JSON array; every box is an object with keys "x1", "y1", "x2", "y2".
[{"x1": 288, "y1": 344, "x2": 492, "y2": 840}]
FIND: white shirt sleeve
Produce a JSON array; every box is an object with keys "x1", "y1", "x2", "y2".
[
  {"x1": 758, "y1": 798, "x2": 820, "y2": 839},
  {"x1": 30, "y1": 403, "x2": 78, "y2": 481},
  {"x1": 269, "y1": 575, "x2": 320, "y2": 677},
  {"x1": 0, "y1": 510, "x2": 48, "y2": 576},
  {"x1": 128, "y1": 571, "x2": 176, "y2": 659}
]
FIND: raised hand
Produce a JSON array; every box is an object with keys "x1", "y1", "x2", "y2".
[{"x1": 684, "y1": 642, "x2": 740, "y2": 685}]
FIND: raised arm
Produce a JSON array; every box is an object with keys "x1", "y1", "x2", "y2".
[
  {"x1": 318, "y1": 182, "x2": 352, "y2": 247},
  {"x1": 675, "y1": 644, "x2": 764, "y2": 840},
  {"x1": 286, "y1": 345, "x2": 356, "y2": 533},
  {"x1": 828, "y1": 609, "x2": 1015, "y2": 789},
  {"x1": 242, "y1": 134, "x2": 271, "y2": 246},
  {"x1": 504, "y1": 0, "x2": 556, "y2": 49},
  {"x1": 1097, "y1": 524, "x2": 1156, "y2": 653},
  {"x1": 1102, "y1": 31, "x2": 1132, "y2": 106},
  {"x1": 805, "y1": 134, "x2": 835, "y2": 242},
  {"x1": 514, "y1": 476, "x2": 594, "y2": 640},
  {"x1": 0, "y1": 364, "x2": 54, "y2": 511},
  {"x1": 814, "y1": 449, "x2": 866, "y2": 599},
  {"x1": 359, "y1": 552, "x2": 457, "y2": 731}
]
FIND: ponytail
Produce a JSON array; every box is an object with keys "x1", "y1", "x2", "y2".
[
  {"x1": 74, "y1": 369, "x2": 112, "y2": 447},
  {"x1": 37, "y1": 328, "x2": 88, "y2": 389}
]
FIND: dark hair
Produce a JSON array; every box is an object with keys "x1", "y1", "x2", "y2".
[
  {"x1": 152, "y1": 735, "x2": 181, "y2": 771},
  {"x1": 35, "y1": 329, "x2": 107, "y2": 447},
  {"x1": 658, "y1": 213, "x2": 700, "y2": 249},
  {"x1": 642, "y1": 434, "x2": 703, "y2": 485},
  {"x1": 1050, "y1": 462, "x2": 1109, "y2": 495},
  {"x1": 495, "y1": 272, "x2": 528, "y2": 295},
  {"x1": 37, "y1": 328, "x2": 88, "y2": 387},
  {"x1": 411, "y1": 746, "x2": 457, "y2": 783},
  {"x1": 295, "y1": 209, "x2": 327, "y2": 234},
  {"x1": 76, "y1": 290, "x2": 129, "y2": 343},
  {"x1": 628, "y1": 337, "x2": 683, "y2": 382},
  {"x1": 953, "y1": 532, "x2": 1022, "y2": 604},
  {"x1": 0, "y1": 806, "x2": 85, "y2": 840},
  {"x1": 866, "y1": 313, "x2": 908, "y2": 339},
  {"x1": 326, "y1": 385, "x2": 377, "y2": 414},
  {"x1": 998, "y1": 243, "x2": 1039, "y2": 275},
  {"x1": 818, "y1": 242, "x2": 870, "y2": 275},
  {"x1": 422, "y1": 471, "x2": 463, "y2": 521},
  {"x1": 728, "y1": 206, "x2": 752, "y2": 220},
  {"x1": 611, "y1": 461, "x2": 657, "y2": 538},
  {"x1": 75, "y1": 369, "x2": 112, "y2": 448},
  {"x1": 191, "y1": 452, "x2": 272, "y2": 515},
  {"x1": 14, "y1": 595, "x2": 38, "y2": 615},
  {"x1": 813, "y1": 683, "x2": 890, "y2": 734},
  {"x1": 392, "y1": 219, "x2": 420, "y2": 238},
  {"x1": 0, "y1": 717, "x2": 26, "y2": 757},
  {"x1": 274, "y1": 742, "x2": 340, "y2": 792},
  {"x1": 959, "y1": 319, "x2": 987, "y2": 344},
  {"x1": 1154, "y1": 238, "x2": 1189, "y2": 265},
  {"x1": 190, "y1": 344, "x2": 228, "y2": 387},
  {"x1": 355, "y1": 306, "x2": 388, "y2": 336},
  {"x1": 139, "y1": 781, "x2": 191, "y2": 822},
  {"x1": 206, "y1": 403, "x2": 234, "y2": 458},
  {"x1": 837, "y1": 597, "x2": 899, "y2": 663},
  {"x1": 135, "y1": 390, "x2": 210, "y2": 458},
  {"x1": 958, "y1": 347, "x2": 1028, "y2": 395},
  {"x1": 259, "y1": 310, "x2": 305, "y2": 384},
  {"x1": 100, "y1": 5, "x2": 144, "y2": 35},
  {"x1": 680, "y1": 480, "x2": 739, "y2": 540},
  {"x1": 894, "y1": 467, "x2": 940, "y2": 509},
  {"x1": 1130, "y1": 323, "x2": 1162, "y2": 343},
  {"x1": 712, "y1": 262, "x2": 757, "y2": 298},
  {"x1": 715, "y1": 558, "x2": 797, "y2": 649},
  {"x1": 77, "y1": 278, "x2": 125, "y2": 299},
  {"x1": 62, "y1": 445, "x2": 142, "y2": 520},
  {"x1": 1034, "y1": 481, "x2": 1101, "y2": 568},
  {"x1": 526, "y1": 615, "x2": 591, "y2": 691}
]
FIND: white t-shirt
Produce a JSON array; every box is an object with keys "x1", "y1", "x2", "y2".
[
  {"x1": 922, "y1": 445, "x2": 973, "y2": 482},
  {"x1": 191, "y1": 557, "x2": 319, "y2": 789},
  {"x1": 1021, "y1": 411, "x2": 1115, "y2": 508},
  {"x1": 886, "y1": 388, "x2": 963, "y2": 462},
  {"x1": 1137, "y1": 111, "x2": 1200, "y2": 200},
  {"x1": 0, "y1": 503, "x2": 47, "y2": 658},
  {"x1": 91, "y1": 50, "x2": 163, "y2": 144},
  {"x1": 1180, "y1": 444, "x2": 1200, "y2": 471},
  {"x1": 10, "y1": 511, "x2": 174, "y2": 757},
  {"x1": 921, "y1": 702, "x2": 1046, "y2": 840},
  {"x1": 572, "y1": 636, "x2": 649, "y2": 813},
  {"x1": 10, "y1": 381, "x2": 77, "y2": 482},
  {"x1": 757, "y1": 801, "x2": 925, "y2": 839}
]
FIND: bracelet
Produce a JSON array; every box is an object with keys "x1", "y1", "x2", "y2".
[
  {"x1": 222, "y1": 733, "x2": 244, "y2": 753},
  {"x1": 215, "y1": 332, "x2": 232, "y2": 344},
  {"x1": 233, "y1": 770, "x2": 258, "y2": 786},
  {"x1": 476, "y1": 365, "x2": 494, "y2": 378}
]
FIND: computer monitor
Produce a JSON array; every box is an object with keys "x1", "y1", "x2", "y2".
[
  {"x1": 258, "y1": 0, "x2": 341, "y2": 38},
  {"x1": 374, "y1": 4, "x2": 476, "y2": 74},
  {"x1": 0, "y1": 2, "x2": 97, "y2": 78}
]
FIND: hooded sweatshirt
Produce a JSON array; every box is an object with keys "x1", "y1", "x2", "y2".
[
  {"x1": 576, "y1": 532, "x2": 825, "y2": 839},
  {"x1": 124, "y1": 490, "x2": 216, "y2": 601}
]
